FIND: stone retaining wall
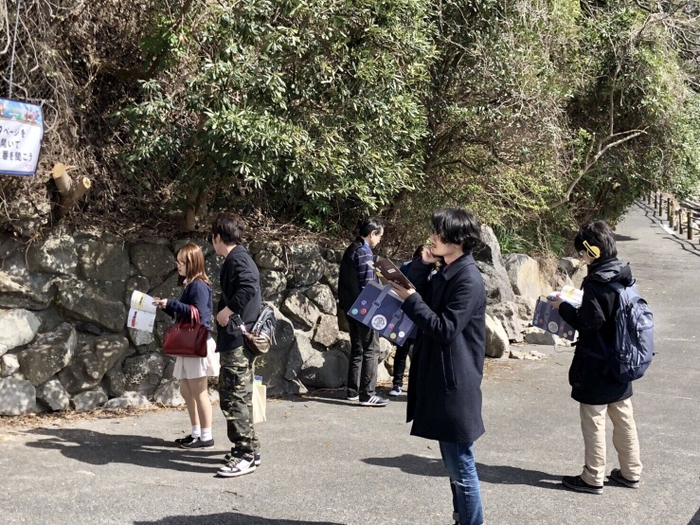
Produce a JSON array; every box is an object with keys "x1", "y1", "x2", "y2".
[{"x1": 0, "y1": 227, "x2": 585, "y2": 415}]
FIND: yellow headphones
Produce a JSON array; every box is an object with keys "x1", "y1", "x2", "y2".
[{"x1": 582, "y1": 240, "x2": 601, "y2": 259}]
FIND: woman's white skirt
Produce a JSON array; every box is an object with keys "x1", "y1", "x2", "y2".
[{"x1": 173, "y1": 337, "x2": 220, "y2": 380}]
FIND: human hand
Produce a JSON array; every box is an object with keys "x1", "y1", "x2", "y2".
[
  {"x1": 547, "y1": 295, "x2": 563, "y2": 309},
  {"x1": 152, "y1": 298, "x2": 167, "y2": 308},
  {"x1": 216, "y1": 307, "x2": 233, "y2": 327},
  {"x1": 421, "y1": 245, "x2": 440, "y2": 265},
  {"x1": 390, "y1": 281, "x2": 415, "y2": 301}
]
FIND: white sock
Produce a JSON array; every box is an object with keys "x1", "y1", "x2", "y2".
[
  {"x1": 191, "y1": 425, "x2": 201, "y2": 438},
  {"x1": 201, "y1": 427, "x2": 212, "y2": 441}
]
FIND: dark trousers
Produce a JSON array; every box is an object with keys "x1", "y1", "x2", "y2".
[
  {"x1": 392, "y1": 341, "x2": 411, "y2": 387},
  {"x1": 347, "y1": 318, "x2": 380, "y2": 400},
  {"x1": 219, "y1": 345, "x2": 260, "y2": 455}
]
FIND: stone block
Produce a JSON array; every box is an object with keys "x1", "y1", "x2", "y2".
[
  {"x1": 0, "y1": 309, "x2": 41, "y2": 357},
  {"x1": 17, "y1": 323, "x2": 77, "y2": 386},
  {"x1": 299, "y1": 349, "x2": 348, "y2": 389},
  {"x1": 71, "y1": 386, "x2": 108, "y2": 411},
  {"x1": 0, "y1": 377, "x2": 36, "y2": 415},
  {"x1": 485, "y1": 314, "x2": 510, "y2": 358},
  {"x1": 37, "y1": 378, "x2": 71, "y2": 411}
]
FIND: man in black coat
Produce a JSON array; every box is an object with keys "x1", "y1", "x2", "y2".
[
  {"x1": 210, "y1": 212, "x2": 262, "y2": 479},
  {"x1": 549, "y1": 221, "x2": 643, "y2": 494},
  {"x1": 391, "y1": 208, "x2": 486, "y2": 525}
]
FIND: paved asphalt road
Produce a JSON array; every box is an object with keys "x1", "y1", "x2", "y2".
[{"x1": 0, "y1": 203, "x2": 698, "y2": 525}]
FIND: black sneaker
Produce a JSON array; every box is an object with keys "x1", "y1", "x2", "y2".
[
  {"x1": 347, "y1": 392, "x2": 359, "y2": 401},
  {"x1": 389, "y1": 385, "x2": 402, "y2": 396},
  {"x1": 562, "y1": 475, "x2": 603, "y2": 495},
  {"x1": 180, "y1": 437, "x2": 214, "y2": 449},
  {"x1": 217, "y1": 452, "x2": 256, "y2": 478},
  {"x1": 359, "y1": 395, "x2": 389, "y2": 407},
  {"x1": 223, "y1": 452, "x2": 260, "y2": 466},
  {"x1": 174, "y1": 435, "x2": 197, "y2": 446},
  {"x1": 609, "y1": 468, "x2": 640, "y2": 489}
]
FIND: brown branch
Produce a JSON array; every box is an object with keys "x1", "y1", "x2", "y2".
[{"x1": 550, "y1": 130, "x2": 646, "y2": 209}]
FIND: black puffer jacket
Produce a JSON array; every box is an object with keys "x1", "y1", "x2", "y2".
[{"x1": 559, "y1": 258, "x2": 634, "y2": 405}]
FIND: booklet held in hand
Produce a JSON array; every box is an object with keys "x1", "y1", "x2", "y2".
[
  {"x1": 532, "y1": 286, "x2": 581, "y2": 341},
  {"x1": 370, "y1": 259, "x2": 415, "y2": 290},
  {"x1": 127, "y1": 291, "x2": 157, "y2": 332},
  {"x1": 347, "y1": 281, "x2": 417, "y2": 345}
]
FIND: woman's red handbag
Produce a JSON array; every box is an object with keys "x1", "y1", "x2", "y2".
[{"x1": 162, "y1": 305, "x2": 209, "y2": 358}]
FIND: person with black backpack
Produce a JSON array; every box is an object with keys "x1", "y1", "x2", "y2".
[{"x1": 548, "y1": 221, "x2": 644, "y2": 494}]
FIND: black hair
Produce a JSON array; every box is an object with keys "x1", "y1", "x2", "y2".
[
  {"x1": 412, "y1": 244, "x2": 425, "y2": 259},
  {"x1": 574, "y1": 221, "x2": 617, "y2": 260},
  {"x1": 357, "y1": 216, "x2": 385, "y2": 238},
  {"x1": 430, "y1": 208, "x2": 481, "y2": 251},
  {"x1": 211, "y1": 212, "x2": 246, "y2": 246}
]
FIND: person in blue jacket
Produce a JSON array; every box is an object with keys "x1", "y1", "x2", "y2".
[
  {"x1": 391, "y1": 209, "x2": 487, "y2": 525},
  {"x1": 153, "y1": 243, "x2": 219, "y2": 449}
]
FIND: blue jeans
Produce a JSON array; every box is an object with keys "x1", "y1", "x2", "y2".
[{"x1": 439, "y1": 441, "x2": 484, "y2": 525}]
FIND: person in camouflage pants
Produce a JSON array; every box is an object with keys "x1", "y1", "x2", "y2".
[
  {"x1": 219, "y1": 345, "x2": 260, "y2": 456},
  {"x1": 211, "y1": 212, "x2": 262, "y2": 478}
]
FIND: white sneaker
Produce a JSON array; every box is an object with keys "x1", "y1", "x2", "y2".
[
  {"x1": 359, "y1": 395, "x2": 389, "y2": 407},
  {"x1": 223, "y1": 452, "x2": 260, "y2": 466},
  {"x1": 217, "y1": 453, "x2": 256, "y2": 478},
  {"x1": 389, "y1": 385, "x2": 402, "y2": 396}
]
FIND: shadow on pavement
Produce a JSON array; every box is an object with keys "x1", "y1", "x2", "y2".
[
  {"x1": 363, "y1": 454, "x2": 565, "y2": 490},
  {"x1": 689, "y1": 507, "x2": 700, "y2": 525},
  {"x1": 24, "y1": 427, "x2": 224, "y2": 474},
  {"x1": 293, "y1": 396, "x2": 355, "y2": 408},
  {"x1": 662, "y1": 235, "x2": 700, "y2": 257},
  {"x1": 362, "y1": 453, "x2": 445, "y2": 476},
  {"x1": 134, "y1": 514, "x2": 345, "y2": 525},
  {"x1": 296, "y1": 388, "x2": 395, "y2": 408},
  {"x1": 638, "y1": 206, "x2": 700, "y2": 256},
  {"x1": 477, "y1": 463, "x2": 566, "y2": 491}
]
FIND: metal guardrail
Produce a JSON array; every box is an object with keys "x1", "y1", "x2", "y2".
[{"x1": 643, "y1": 193, "x2": 700, "y2": 241}]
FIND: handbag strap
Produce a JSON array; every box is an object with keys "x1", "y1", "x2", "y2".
[{"x1": 189, "y1": 305, "x2": 201, "y2": 324}]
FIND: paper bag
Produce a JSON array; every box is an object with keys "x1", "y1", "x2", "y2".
[{"x1": 252, "y1": 376, "x2": 266, "y2": 424}]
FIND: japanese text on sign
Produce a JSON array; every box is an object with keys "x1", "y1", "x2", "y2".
[{"x1": 0, "y1": 98, "x2": 43, "y2": 177}]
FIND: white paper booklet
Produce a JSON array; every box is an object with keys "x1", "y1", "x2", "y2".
[
  {"x1": 549, "y1": 285, "x2": 583, "y2": 308},
  {"x1": 126, "y1": 290, "x2": 157, "y2": 332}
]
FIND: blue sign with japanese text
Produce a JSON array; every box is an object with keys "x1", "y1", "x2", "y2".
[{"x1": 0, "y1": 98, "x2": 43, "y2": 177}]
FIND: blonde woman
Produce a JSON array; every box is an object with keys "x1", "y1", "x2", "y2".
[{"x1": 153, "y1": 243, "x2": 220, "y2": 448}]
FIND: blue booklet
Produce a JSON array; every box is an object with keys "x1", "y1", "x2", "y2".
[
  {"x1": 347, "y1": 281, "x2": 417, "y2": 345},
  {"x1": 532, "y1": 298, "x2": 576, "y2": 341}
]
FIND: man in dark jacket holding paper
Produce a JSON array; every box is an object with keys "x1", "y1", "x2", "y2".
[
  {"x1": 391, "y1": 208, "x2": 486, "y2": 525},
  {"x1": 211, "y1": 212, "x2": 262, "y2": 478},
  {"x1": 338, "y1": 216, "x2": 388, "y2": 407},
  {"x1": 549, "y1": 221, "x2": 642, "y2": 494}
]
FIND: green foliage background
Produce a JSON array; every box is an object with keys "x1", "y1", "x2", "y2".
[{"x1": 3, "y1": 0, "x2": 700, "y2": 255}]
